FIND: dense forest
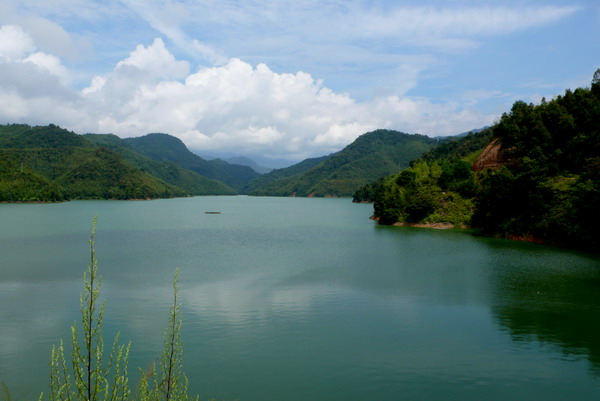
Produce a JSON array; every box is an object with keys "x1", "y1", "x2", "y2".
[
  {"x1": 248, "y1": 130, "x2": 440, "y2": 197},
  {"x1": 123, "y1": 133, "x2": 260, "y2": 191},
  {"x1": 356, "y1": 75, "x2": 600, "y2": 251},
  {"x1": 0, "y1": 125, "x2": 237, "y2": 201},
  {"x1": 83, "y1": 133, "x2": 236, "y2": 195}
]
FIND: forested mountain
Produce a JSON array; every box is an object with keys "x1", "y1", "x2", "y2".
[
  {"x1": 123, "y1": 133, "x2": 260, "y2": 191},
  {"x1": 358, "y1": 77, "x2": 600, "y2": 251},
  {"x1": 84, "y1": 134, "x2": 236, "y2": 195},
  {"x1": 244, "y1": 154, "x2": 333, "y2": 194},
  {"x1": 248, "y1": 130, "x2": 439, "y2": 197},
  {"x1": 0, "y1": 124, "x2": 189, "y2": 201}
]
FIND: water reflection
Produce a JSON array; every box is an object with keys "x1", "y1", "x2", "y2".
[
  {"x1": 483, "y1": 239, "x2": 600, "y2": 373},
  {"x1": 2, "y1": 198, "x2": 600, "y2": 401}
]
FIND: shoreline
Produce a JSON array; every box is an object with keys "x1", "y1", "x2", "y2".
[
  {"x1": 369, "y1": 215, "x2": 592, "y2": 252},
  {"x1": 370, "y1": 215, "x2": 468, "y2": 230}
]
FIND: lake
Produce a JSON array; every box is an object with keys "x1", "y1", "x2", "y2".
[{"x1": 1, "y1": 196, "x2": 599, "y2": 400}]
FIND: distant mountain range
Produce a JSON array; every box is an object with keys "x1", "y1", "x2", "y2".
[
  {"x1": 83, "y1": 133, "x2": 236, "y2": 195},
  {"x1": 218, "y1": 156, "x2": 274, "y2": 174},
  {"x1": 246, "y1": 130, "x2": 440, "y2": 197},
  {"x1": 122, "y1": 133, "x2": 260, "y2": 191},
  {"x1": 0, "y1": 125, "x2": 261, "y2": 201},
  {"x1": 0, "y1": 125, "x2": 459, "y2": 201}
]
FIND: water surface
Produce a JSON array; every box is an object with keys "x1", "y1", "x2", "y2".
[{"x1": 1, "y1": 196, "x2": 599, "y2": 400}]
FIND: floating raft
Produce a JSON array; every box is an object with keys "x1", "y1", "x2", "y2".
[{"x1": 204, "y1": 211, "x2": 221, "y2": 214}]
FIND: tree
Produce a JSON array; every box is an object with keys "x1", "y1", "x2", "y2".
[{"x1": 593, "y1": 68, "x2": 600, "y2": 86}]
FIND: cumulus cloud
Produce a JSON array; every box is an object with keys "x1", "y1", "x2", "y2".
[
  {"x1": 116, "y1": 38, "x2": 189, "y2": 80},
  {"x1": 0, "y1": 24, "x2": 71, "y2": 82},
  {"x1": 0, "y1": 30, "x2": 498, "y2": 160},
  {"x1": 0, "y1": 25, "x2": 36, "y2": 60},
  {"x1": 78, "y1": 51, "x2": 496, "y2": 159},
  {"x1": 0, "y1": 25, "x2": 80, "y2": 124},
  {"x1": 23, "y1": 52, "x2": 70, "y2": 83}
]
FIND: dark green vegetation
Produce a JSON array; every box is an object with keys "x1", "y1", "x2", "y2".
[
  {"x1": 0, "y1": 125, "x2": 238, "y2": 201},
  {"x1": 124, "y1": 134, "x2": 260, "y2": 192},
  {"x1": 248, "y1": 130, "x2": 439, "y2": 197},
  {"x1": 0, "y1": 125, "x2": 188, "y2": 201},
  {"x1": 0, "y1": 126, "x2": 440, "y2": 200},
  {"x1": 84, "y1": 134, "x2": 236, "y2": 195},
  {"x1": 358, "y1": 74, "x2": 600, "y2": 251},
  {"x1": 244, "y1": 154, "x2": 333, "y2": 195},
  {"x1": 47, "y1": 219, "x2": 197, "y2": 401},
  {"x1": 355, "y1": 130, "x2": 491, "y2": 225}
]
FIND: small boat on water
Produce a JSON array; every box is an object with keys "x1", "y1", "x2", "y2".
[{"x1": 204, "y1": 211, "x2": 221, "y2": 214}]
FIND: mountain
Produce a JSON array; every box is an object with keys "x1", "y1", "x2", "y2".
[
  {"x1": 194, "y1": 151, "x2": 296, "y2": 170},
  {"x1": 0, "y1": 155, "x2": 66, "y2": 202},
  {"x1": 244, "y1": 154, "x2": 333, "y2": 195},
  {"x1": 84, "y1": 134, "x2": 236, "y2": 195},
  {"x1": 359, "y1": 78, "x2": 600, "y2": 252},
  {"x1": 123, "y1": 133, "x2": 260, "y2": 191},
  {"x1": 220, "y1": 156, "x2": 273, "y2": 174},
  {"x1": 0, "y1": 124, "x2": 189, "y2": 201},
  {"x1": 248, "y1": 129, "x2": 439, "y2": 197}
]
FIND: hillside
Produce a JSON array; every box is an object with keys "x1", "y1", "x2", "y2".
[
  {"x1": 248, "y1": 130, "x2": 438, "y2": 197},
  {"x1": 0, "y1": 124, "x2": 189, "y2": 201},
  {"x1": 244, "y1": 154, "x2": 333, "y2": 195},
  {"x1": 84, "y1": 134, "x2": 236, "y2": 195},
  {"x1": 359, "y1": 77, "x2": 600, "y2": 251},
  {"x1": 123, "y1": 134, "x2": 260, "y2": 191}
]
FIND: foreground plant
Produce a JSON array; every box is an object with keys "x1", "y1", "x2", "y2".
[
  {"x1": 46, "y1": 218, "x2": 196, "y2": 401},
  {"x1": 138, "y1": 270, "x2": 197, "y2": 401}
]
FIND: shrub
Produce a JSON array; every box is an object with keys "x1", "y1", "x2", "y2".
[{"x1": 45, "y1": 218, "x2": 197, "y2": 401}]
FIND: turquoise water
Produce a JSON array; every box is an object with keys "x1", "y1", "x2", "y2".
[{"x1": 1, "y1": 196, "x2": 599, "y2": 400}]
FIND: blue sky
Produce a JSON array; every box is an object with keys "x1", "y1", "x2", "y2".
[{"x1": 0, "y1": 0, "x2": 598, "y2": 161}]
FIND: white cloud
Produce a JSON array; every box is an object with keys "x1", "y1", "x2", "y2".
[
  {"x1": 0, "y1": 24, "x2": 81, "y2": 126},
  {"x1": 0, "y1": 24, "x2": 70, "y2": 83},
  {"x1": 77, "y1": 50, "x2": 497, "y2": 159},
  {"x1": 0, "y1": 31, "x2": 498, "y2": 160},
  {"x1": 0, "y1": 25, "x2": 36, "y2": 61},
  {"x1": 116, "y1": 38, "x2": 189, "y2": 80},
  {"x1": 19, "y1": 16, "x2": 91, "y2": 60},
  {"x1": 23, "y1": 51, "x2": 70, "y2": 83},
  {"x1": 121, "y1": 0, "x2": 227, "y2": 64},
  {"x1": 360, "y1": 6, "x2": 580, "y2": 40}
]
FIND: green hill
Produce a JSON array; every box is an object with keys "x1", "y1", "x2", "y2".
[
  {"x1": 360, "y1": 74, "x2": 600, "y2": 251},
  {"x1": 0, "y1": 156, "x2": 66, "y2": 202},
  {"x1": 248, "y1": 129, "x2": 438, "y2": 197},
  {"x1": 0, "y1": 124, "x2": 88, "y2": 148},
  {"x1": 244, "y1": 154, "x2": 333, "y2": 195},
  {"x1": 84, "y1": 134, "x2": 236, "y2": 195},
  {"x1": 0, "y1": 125, "x2": 189, "y2": 201},
  {"x1": 123, "y1": 133, "x2": 260, "y2": 192}
]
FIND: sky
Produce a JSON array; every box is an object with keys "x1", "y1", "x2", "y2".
[{"x1": 0, "y1": 0, "x2": 598, "y2": 163}]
